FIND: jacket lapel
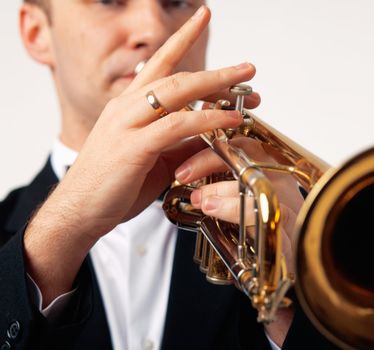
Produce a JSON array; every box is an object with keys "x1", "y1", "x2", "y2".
[
  {"x1": 161, "y1": 227, "x2": 241, "y2": 350},
  {"x1": 5, "y1": 158, "x2": 58, "y2": 233}
]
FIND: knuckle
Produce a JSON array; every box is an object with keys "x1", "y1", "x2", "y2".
[
  {"x1": 105, "y1": 97, "x2": 120, "y2": 113},
  {"x1": 169, "y1": 76, "x2": 181, "y2": 91},
  {"x1": 202, "y1": 183, "x2": 218, "y2": 197},
  {"x1": 236, "y1": 137, "x2": 269, "y2": 160},
  {"x1": 200, "y1": 109, "x2": 212, "y2": 123},
  {"x1": 101, "y1": 97, "x2": 121, "y2": 122},
  {"x1": 102, "y1": 96, "x2": 132, "y2": 125},
  {"x1": 165, "y1": 71, "x2": 189, "y2": 91},
  {"x1": 212, "y1": 182, "x2": 223, "y2": 197},
  {"x1": 174, "y1": 71, "x2": 190, "y2": 80},
  {"x1": 233, "y1": 199, "x2": 241, "y2": 219},
  {"x1": 213, "y1": 69, "x2": 226, "y2": 84},
  {"x1": 160, "y1": 112, "x2": 181, "y2": 132}
]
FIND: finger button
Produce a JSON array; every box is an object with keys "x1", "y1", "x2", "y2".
[
  {"x1": 230, "y1": 84, "x2": 253, "y2": 114},
  {"x1": 229, "y1": 84, "x2": 253, "y2": 96}
]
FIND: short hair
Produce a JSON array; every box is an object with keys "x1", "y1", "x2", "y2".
[
  {"x1": 24, "y1": 0, "x2": 46, "y2": 6},
  {"x1": 24, "y1": 0, "x2": 51, "y2": 22}
]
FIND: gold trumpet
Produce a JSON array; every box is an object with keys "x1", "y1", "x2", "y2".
[{"x1": 162, "y1": 84, "x2": 374, "y2": 350}]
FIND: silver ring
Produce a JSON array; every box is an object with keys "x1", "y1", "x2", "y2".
[{"x1": 146, "y1": 90, "x2": 169, "y2": 118}]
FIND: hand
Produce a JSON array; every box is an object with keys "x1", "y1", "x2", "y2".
[
  {"x1": 175, "y1": 136, "x2": 305, "y2": 346},
  {"x1": 23, "y1": 5, "x2": 260, "y2": 305},
  {"x1": 175, "y1": 136, "x2": 304, "y2": 272},
  {"x1": 54, "y1": 15, "x2": 259, "y2": 238}
]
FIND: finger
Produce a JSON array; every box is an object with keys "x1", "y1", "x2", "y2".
[
  {"x1": 141, "y1": 63, "x2": 256, "y2": 124},
  {"x1": 174, "y1": 130, "x2": 285, "y2": 183},
  {"x1": 154, "y1": 64, "x2": 256, "y2": 113},
  {"x1": 198, "y1": 65, "x2": 259, "y2": 109},
  {"x1": 144, "y1": 109, "x2": 243, "y2": 152},
  {"x1": 230, "y1": 136, "x2": 274, "y2": 162},
  {"x1": 158, "y1": 136, "x2": 208, "y2": 176},
  {"x1": 279, "y1": 203, "x2": 298, "y2": 240},
  {"x1": 119, "y1": 63, "x2": 255, "y2": 127},
  {"x1": 125, "y1": 5, "x2": 211, "y2": 93},
  {"x1": 175, "y1": 138, "x2": 267, "y2": 184},
  {"x1": 230, "y1": 136, "x2": 305, "y2": 213},
  {"x1": 199, "y1": 195, "x2": 256, "y2": 226},
  {"x1": 203, "y1": 91, "x2": 261, "y2": 110},
  {"x1": 173, "y1": 119, "x2": 266, "y2": 185},
  {"x1": 175, "y1": 147, "x2": 228, "y2": 184},
  {"x1": 190, "y1": 181, "x2": 240, "y2": 207}
]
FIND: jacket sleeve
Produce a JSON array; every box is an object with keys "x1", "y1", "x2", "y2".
[
  {"x1": 0, "y1": 226, "x2": 94, "y2": 350},
  {"x1": 282, "y1": 300, "x2": 339, "y2": 350}
]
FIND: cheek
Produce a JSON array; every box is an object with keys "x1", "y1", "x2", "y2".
[
  {"x1": 52, "y1": 24, "x2": 114, "y2": 91},
  {"x1": 49, "y1": 22, "x2": 118, "y2": 115},
  {"x1": 52, "y1": 30, "x2": 85, "y2": 77}
]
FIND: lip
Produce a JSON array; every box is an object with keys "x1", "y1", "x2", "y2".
[
  {"x1": 118, "y1": 73, "x2": 136, "y2": 80},
  {"x1": 108, "y1": 57, "x2": 149, "y2": 84}
]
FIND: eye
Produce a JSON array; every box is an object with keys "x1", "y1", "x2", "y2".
[
  {"x1": 163, "y1": 0, "x2": 193, "y2": 9},
  {"x1": 96, "y1": 0, "x2": 125, "y2": 6}
]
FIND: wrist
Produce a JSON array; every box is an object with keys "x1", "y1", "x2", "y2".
[
  {"x1": 23, "y1": 195, "x2": 97, "y2": 306},
  {"x1": 44, "y1": 178, "x2": 117, "y2": 240},
  {"x1": 264, "y1": 306, "x2": 294, "y2": 348}
]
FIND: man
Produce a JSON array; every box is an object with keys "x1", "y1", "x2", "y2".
[{"x1": 0, "y1": 1, "x2": 338, "y2": 349}]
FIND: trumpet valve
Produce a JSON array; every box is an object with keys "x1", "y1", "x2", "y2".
[{"x1": 229, "y1": 84, "x2": 253, "y2": 114}]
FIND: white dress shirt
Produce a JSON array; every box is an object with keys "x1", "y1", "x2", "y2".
[
  {"x1": 30, "y1": 139, "x2": 280, "y2": 350},
  {"x1": 52, "y1": 139, "x2": 177, "y2": 350}
]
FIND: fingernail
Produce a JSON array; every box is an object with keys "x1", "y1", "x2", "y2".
[
  {"x1": 192, "y1": 5, "x2": 205, "y2": 19},
  {"x1": 235, "y1": 62, "x2": 251, "y2": 71},
  {"x1": 191, "y1": 189, "x2": 201, "y2": 207},
  {"x1": 175, "y1": 164, "x2": 191, "y2": 182},
  {"x1": 226, "y1": 110, "x2": 241, "y2": 119},
  {"x1": 204, "y1": 196, "x2": 221, "y2": 212}
]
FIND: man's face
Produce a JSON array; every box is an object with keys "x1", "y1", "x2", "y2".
[{"x1": 47, "y1": 0, "x2": 208, "y2": 124}]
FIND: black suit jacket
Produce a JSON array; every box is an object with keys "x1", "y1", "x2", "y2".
[{"x1": 0, "y1": 159, "x2": 340, "y2": 349}]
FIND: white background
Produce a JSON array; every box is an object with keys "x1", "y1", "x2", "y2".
[{"x1": 1, "y1": 0, "x2": 373, "y2": 199}]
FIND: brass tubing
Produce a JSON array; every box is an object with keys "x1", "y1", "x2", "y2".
[
  {"x1": 193, "y1": 230, "x2": 204, "y2": 264},
  {"x1": 163, "y1": 88, "x2": 374, "y2": 346},
  {"x1": 200, "y1": 237, "x2": 210, "y2": 273},
  {"x1": 207, "y1": 249, "x2": 234, "y2": 285},
  {"x1": 244, "y1": 110, "x2": 329, "y2": 191}
]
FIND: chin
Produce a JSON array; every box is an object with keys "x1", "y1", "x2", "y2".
[{"x1": 110, "y1": 77, "x2": 134, "y2": 96}]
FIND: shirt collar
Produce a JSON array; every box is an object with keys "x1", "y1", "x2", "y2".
[
  {"x1": 50, "y1": 138, "x2": 166, "y2": 202},
  {"x1": 50, "y1": 138, "x2": 78, "y2": 180}
]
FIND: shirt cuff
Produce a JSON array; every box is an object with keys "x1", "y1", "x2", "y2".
[
  {"x1": 266, "y1": 332, "x2": 282, "y2": 350},
  {"x1": 27, "y1": 273, "x2": 77, "y2": 324}
]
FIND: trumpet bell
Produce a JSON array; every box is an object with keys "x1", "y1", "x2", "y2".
[{"x1": 295, "y1": 147, "x2": 374, "y2": 350}]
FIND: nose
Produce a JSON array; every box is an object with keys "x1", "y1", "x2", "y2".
[{"x1": 124, "y1": 0, "x2": 172, "y2": 52}]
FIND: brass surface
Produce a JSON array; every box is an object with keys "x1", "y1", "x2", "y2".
[
  {"x1": 193, "y1": 230, "x2": 203, "y2": 264},
  {"x1": 162, "y1": 85, "x2": 374, "y2": 347},
  {"x1": 295, "y1": 148, "x2": 374, "y2": 350},
  {"x1": 207, "y1": 249, "x2": 234, "y2": 285},
  {"x1": 200, "y1": 236, "x2": 210, "y2": 273}
]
